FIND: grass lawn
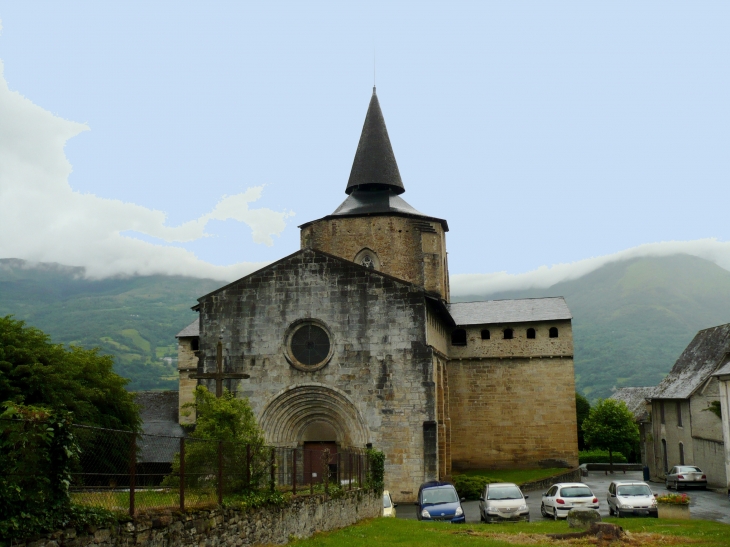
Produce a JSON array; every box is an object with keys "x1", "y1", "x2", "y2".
[
  {"x1": 290, "y1": 517, "x2": 730, "y2": 547},
  {"x1": 455, "y1": 468, "x2": 568, "y2": 485}
]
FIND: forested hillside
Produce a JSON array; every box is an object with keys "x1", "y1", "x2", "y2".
[
  {"x1": 455, "y1": 254, "x2": 730, "y2": 400},
  {"x1": 4, "y1": 254, "x2": 730, "y2": 398},
  {"x1": 0, "y1": 259, "x2": 220, "y2": 391}
]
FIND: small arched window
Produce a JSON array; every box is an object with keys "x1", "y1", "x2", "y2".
[
  {"x1": 549, "y1": 327, "x2": 559, "y2": 338},
  {"x1": 481, "y1": 329, "x2": 490, "y2": 340},
  {"x1": 526, "y1": 328, "x2": 536, "y2": 339},
  {"x1": 451, "y1": 329, "x2": 467, "y2": 346},
  {"x1": 503, "y1": 328, "x2": 514, "y2": 340}
]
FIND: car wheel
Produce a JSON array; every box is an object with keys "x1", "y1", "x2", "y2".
[
  {"x1": 541, "y1": 503, "x2": 547, "y2": 518},
  {"x1": 665, "y1": 480, "x2": 671, "y2": 489},
  {"x1": 609, "y1": 506, "x2": 614, "y2": 516}
]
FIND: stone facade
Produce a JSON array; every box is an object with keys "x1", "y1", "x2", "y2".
[
  {"x1": 18, "y1": 490, "x2": 380, "y2": 547},
  {"x1": 301, "y1": 215, "x2": 449, "y2": 300},
  {"x1": 176, "y1": 336, "x2": 198, "y2": 425}
]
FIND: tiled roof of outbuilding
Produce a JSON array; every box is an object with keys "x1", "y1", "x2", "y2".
[
  {"x1": 610, "y1": 387, "x2": 654, "y2": 422},
  {"x1": 176, "y1": 318, "x2": 199, "y2": 338},
  {"x1": 448, "y1": 297, "x2": 572, "y2": 326},
  {"x1": 651, "y1": 323, "x2": 730, "y2": 400},
  {"x1": 712, "y1": 360, "x2": 730, "y2": 379}
]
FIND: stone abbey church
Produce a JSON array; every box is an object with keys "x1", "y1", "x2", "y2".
[{"x1": 176, "y1": 89, "x2": 579, "y2": 501}]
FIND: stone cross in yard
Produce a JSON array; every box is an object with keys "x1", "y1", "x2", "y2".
[{"x1": 190, "y1": 341, "x2": 250, "y2": 397}]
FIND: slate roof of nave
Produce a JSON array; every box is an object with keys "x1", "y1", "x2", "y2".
[
  {"x1": 447, "y1": 297, "x2": 572, "y2": 326},
  {"x1": 610, "y1": 387, "x2": 655, "y2": 422},
  {"x1": 651, "y1": 323, "x2": 730, "y2": 400},
  {"x1": 176, "y1": 318, "x2": 199, "y2": 338}
]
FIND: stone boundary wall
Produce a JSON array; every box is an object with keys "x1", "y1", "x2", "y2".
[
  {"x1": 520, "y1": 468, "x2": 582, "y2": 492},
  {"x1": 17, "y1": 490, "x2": 381, "y2": 547}
]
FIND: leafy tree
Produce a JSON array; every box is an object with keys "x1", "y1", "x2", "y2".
[
  {"x1": 582, "y1": 398, "x2": 639, "y2": 473},
  {"x1": 165, "y1": 386, "x2": 266, "y2": 493},
  {"x1": 0, "y1": 316, "x2": 139, "y2": 431},
  {"x1": 575, "y1": 392, "x2": 591, "y2": 450}
]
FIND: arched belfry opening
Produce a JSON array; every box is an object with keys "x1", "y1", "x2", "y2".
[{"x1": 259, "y1": 384, "x2": 369, "y2": 448}]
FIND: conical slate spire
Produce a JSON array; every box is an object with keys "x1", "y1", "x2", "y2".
[{"x1": 345, "y1": 87, "x2": 405, "y2": 195}]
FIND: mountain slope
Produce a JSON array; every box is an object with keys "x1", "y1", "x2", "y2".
[
  {"x1": 454, "y1": 254, "x2": 730, "y2": 400},
  {"x1": 0, "y1": 259, "x2": 220, "y2": 391}
]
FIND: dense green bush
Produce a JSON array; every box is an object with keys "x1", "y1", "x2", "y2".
[
  {"x1": 366, "y1": 449, "x2": 385, "y2": 493},
  {"x1": 579, "y1": 449, "x2": 627, "y2": 464},
  {"x1": 453, "y1": 474, "x2": 497, "y2": 500}
]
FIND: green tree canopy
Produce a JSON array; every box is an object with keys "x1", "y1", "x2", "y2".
[
  {"x1": 0, "y1": 316, "x2": 139, "y2": 430},
  {"x1": 582, "y1": 398, "x2": 639, "y2": 471},
  {"x1": 575, "y1": 392, "x2": 591, "y2": 450},
  {"x1": 185, "y1": 385, "x2": 265, "y2": 445}
]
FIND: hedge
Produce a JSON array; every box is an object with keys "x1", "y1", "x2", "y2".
[{"x1": 579, "y1": 449, "x2": 627, "y2": 464}]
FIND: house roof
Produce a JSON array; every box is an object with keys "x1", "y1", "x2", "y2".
[
  {"x1": 712, "y1": 360, "x2": 730, "y2": 380},
  {"x1": 176, "y1": 318, "x2": 199, "y2": 338},
  {"x1": 448, "y1": 297, "x2": 572, "y2": 326},
  {"x1": 135, "y1": 391, "x2": 185, "y2": 464},
  {"x1": 610, "y1": 387, "x2": 655, "y2": 422},
  {"x1": 346, "y1": 87, "x2": 404, "y2": 195},
  {"x1": 651, "y1": 323, "x2": 730, "y2": 400}
]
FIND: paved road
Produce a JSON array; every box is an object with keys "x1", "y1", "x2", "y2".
[{"x1": 396, "y1": 471, "x2": 730, "y2": 524}]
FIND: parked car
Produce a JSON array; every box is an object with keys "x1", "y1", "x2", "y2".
[
  {"x1": 607, "y1": 480, "x2": 658, "y2": 518},
  {"x1": 541, "y1": 483, "x2": 599, "y2": 520},
  {"x1": 416, "y1": 481, "x2": 466, "y2": 523},
  {"x1": 479, "y1": 482, "x2": 530, "y2": 523},
  {"x1": 382, "y1": 490, "x2": 397, "y2": 517},
  {"x1": 665, "y1": 466, "x2": 707, "y2": 490}
]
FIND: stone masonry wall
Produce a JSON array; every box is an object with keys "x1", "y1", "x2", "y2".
[
  {"x1": 197, "y1": 250, "x2": 435, "y2": 502},
  {"x1": 18, "y1": 491, "x2": 380, "y2": 547},
  {"x1": 177, "y1": 338, "x2": 198, "y2": 425},
  {"x1": 301, "y1": 215, "x2": 449, "y2": 299},
  {"x1": 448, "y1": 357, "x2": 579, "y2": 470}
]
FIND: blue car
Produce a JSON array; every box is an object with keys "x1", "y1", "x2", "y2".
[{"x1": 416, "y1": 481, "x2": 466, "y2": 523}]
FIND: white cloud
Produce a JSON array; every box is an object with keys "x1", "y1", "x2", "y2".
[
  {"x1": 0, "y1": 60, "x2": 292, "y2": 281},
  {"x1": 451, "y1": 238, "x2": 730, "y2": 298}
]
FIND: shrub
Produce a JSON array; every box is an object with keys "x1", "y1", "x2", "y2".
[
  {"x1": 579, "y1": 449, "x2": 627, "y2": 464},
  {"x1": 656, "y1": 492, "x2": 690, "y2": 505},
  {"x1": 453, "y1": 474, "x2": 497, "y2": 500},
  {"x1": 366, "y1": 449, "x2": 385, "y2": 493}
]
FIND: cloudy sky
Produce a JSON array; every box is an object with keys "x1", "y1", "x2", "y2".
[{"x1": 1, "y1": 2, "x2": 729, "y2": 295}]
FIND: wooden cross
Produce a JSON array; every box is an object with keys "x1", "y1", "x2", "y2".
[{"x1": 190, "y1": 341, "x2": 250, "y2": 397}]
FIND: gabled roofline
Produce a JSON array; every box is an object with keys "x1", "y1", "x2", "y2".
[{"x1": 192, "y1": 247, "x2": 441, "y2": 309}]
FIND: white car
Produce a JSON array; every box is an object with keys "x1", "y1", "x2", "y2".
[
  {"x1": 541, "y1": 482, "x2": 599, "y2": 520},
  {"x1": 382, "y1": 490, "x2": 397, "y2": 517},
  {"x1": 607, "y1": 480, "x2": 658, "y2": 518}
]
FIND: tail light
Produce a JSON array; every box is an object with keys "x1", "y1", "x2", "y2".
[
  {"x1": 592, "y1": 498, "x2": 598, "y2": 503},
  {"x1": 702, "y1": 475, "x2": 706, "y2": 479},
  {"x1": 677, "y1": 475, "x2": 684, "y2": 479},
  {"x1": 556, "y1": 499, "x2": 565, "y2": 505}
]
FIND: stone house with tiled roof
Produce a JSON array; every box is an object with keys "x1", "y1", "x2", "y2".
[
  {"x1": 175, "y1": 89, "x2": 579, "y2": 501},
  {"x1": 642, "y1": 324, "x2": 730, "y2": 489}
]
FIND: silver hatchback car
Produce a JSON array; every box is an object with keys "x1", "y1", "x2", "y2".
[
  {"x1": 479, "y1": 483, "x2": 530, "y2": 523},
  {"x1": 607, "y1": 480, "x2": 658, "y2": 518}
]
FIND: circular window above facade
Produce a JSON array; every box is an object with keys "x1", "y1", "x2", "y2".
[{"x1": 285, "y1": 320, "x2": 334, "y2": 371}]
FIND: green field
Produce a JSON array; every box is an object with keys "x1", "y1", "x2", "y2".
[{"x1": 290, "y1": 517, "x2": 730, "y2": 547}]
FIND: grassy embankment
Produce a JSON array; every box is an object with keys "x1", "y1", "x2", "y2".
[
  {"x1": 454, "y1": 469, "x2": 568, "y2": 485},
  {"x1": 290, "y1": 517, "x2": 730, "y2": 547}
]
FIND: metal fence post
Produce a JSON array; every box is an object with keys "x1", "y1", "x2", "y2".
[
  {"x1": 358, "y1": 453, "x2": 362, "y2": 487},
  {"x1": 349, "y1": 452, "x2": 352, "y2": 491},
  {"x1": 309, "y1": 449, "x2": 314, "y2": 495},
  {"x1": 129, "y1": 433, "x2": 136, "y2": 517},
  {"x1": 218, "y1": 441, "x2": 223, "y2": 505},
  {"x1": 179, "y1": 437, "x2": 185, "y2": 511},
  {"x1": 336, "y1": 452, "x2": 340, "y2": 486},
  {"x1": 292, "y1": 448, "x2": 297, "y2": 495}
]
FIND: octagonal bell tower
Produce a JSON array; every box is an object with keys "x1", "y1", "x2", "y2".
[{"x1": 299, "y1": 88, "x2": 450, "y2": 301}]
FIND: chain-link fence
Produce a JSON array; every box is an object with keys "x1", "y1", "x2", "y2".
[{"x1": 2, "y1": 419, "x2": 370, "y2": 516}]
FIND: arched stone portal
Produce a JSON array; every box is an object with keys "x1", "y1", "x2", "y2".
[{"x1": 259, "y1": 383, "x2": 370, "y2": 448}]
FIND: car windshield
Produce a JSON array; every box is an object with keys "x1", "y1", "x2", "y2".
[
  {"x1": 487, "y1": 486, "x2": 523, "y2": 500},
  {"x1": 678, "y1": 467, "x2": 702, "y2": 473},
  {"x1": 616, "y1": 485, "x2": 652, "y2": 496},
  {"x1": 422, "y1": 486, "x2": 459, "y2": 505},
  {"x1": 383, "y1": 494, "x2": 392, "y2": 508},
  {"x1": 560, "y1": 487, "x2": 592, "y2": 498}
]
